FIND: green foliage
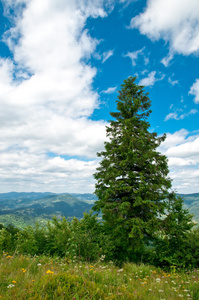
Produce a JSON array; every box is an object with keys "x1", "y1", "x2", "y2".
[
  {"x1": 0, "y1": 213, "x2": 114, "y2": 263},
  {"x1": 17, "y1": 226, "x2": 39, "y2": 255},
  {"x1": 0, "y1": 79, "x2": 197, "y2": 269},
  {"x1": 152, "y1": 193, "x2": 195, "y2": 268},
  {"x1": 0, "y1": 254, "x2": 199, "y2": 299},
  {"x1": 93, "y1": 77, "x2": 173, "y2": 256},
  {"x1": 0, "y1": 224, "x2": 20, "y2": 252},
  {"x1": 0, "y1": 228, "x2": 13, "y2": 252},
  {"x1": 93, "y1": 76, "x2": 194, "y2": 264}
]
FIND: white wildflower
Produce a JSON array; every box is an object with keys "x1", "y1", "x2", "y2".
[
  {"x1": 117, "y1": 269, "x2": 123, "y2": 272},
  {"x1": 7, "y1": 284, "x2": 15, "y2": 288}
]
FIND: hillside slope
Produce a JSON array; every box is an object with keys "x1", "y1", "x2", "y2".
[
  {"x1": 0, "y1": 192, "x2": 198, "y2": 228},
  {"x1": 0, "y1": 192, "x2": 93, "y2": 228}
]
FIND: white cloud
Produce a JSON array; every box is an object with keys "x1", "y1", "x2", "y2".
[
  {"x1": 168, "y1": 77, "x2": 179, "y2": 86},
  {"x1": 124, "y1": 47, "x2": 145, "y2": 66},
  {"x1": 166, "y1": 136, "x2": 199, "y2": 158},
  {"x1": 159, "y1": 129, "x2": 199, "y2": 193},
  {"x1": 165, "y1": 112, "x2": 178, "y2": 121},
  {"x1": 159, "y1": 129, "x2": 189, "y2": 150},
  {"x1": 165, "y1": 109, "x2": 198, "y2": 121},
  {"x1": 139, "y1": 71, "x2": 156, "y2": 86},
  {"x1": 189, "y1": 79, "x2": 199, "y2": 103},
  {"x1": 102, "y1": 50, "x2": 114, "y2": 63},
  {"x1": 144, "y1": 57, "x2": 149, "y2": 65},
  {"x1": 161, "y1": 52, "x2": 174, "y2": 67},
  {"x1": 130, "y1": 0, "x2": 199, "y2": 56},
  {"x1": 102, "y1": 86, "x2": 117, "y2": 94},
  {"x1": 0, "y1": 0, "x2": 111, "y2": 193},
  {"x1": 0, "y1": 149, "x2": 99, "y2": 193}
]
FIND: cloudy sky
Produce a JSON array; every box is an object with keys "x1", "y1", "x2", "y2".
[{"x1": 0, "y1": 0, "x2": 199, "y2": 194}]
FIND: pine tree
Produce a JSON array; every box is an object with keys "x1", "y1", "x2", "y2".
[{"x1": 93, "y1": 77, "x2": 173, "y2": 253}]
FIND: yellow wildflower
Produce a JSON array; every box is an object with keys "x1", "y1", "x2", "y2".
[{"x1": 46, "y1": 270, "x2": 54, "y2": 274}]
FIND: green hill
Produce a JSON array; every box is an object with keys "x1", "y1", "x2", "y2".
[
  {"x1": 179, "y1": 193, "x2": 199, "y2": 223},
  {"x1": 0, "y1": 192, "x2": 94, "y2": 228},
  {"x1": 0, "y1": 192, "x2": 198, "y2": 228}
]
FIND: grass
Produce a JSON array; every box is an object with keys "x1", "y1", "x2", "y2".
[{"x1": 0, "y1": 253, "x2": 199, "y2": 299}]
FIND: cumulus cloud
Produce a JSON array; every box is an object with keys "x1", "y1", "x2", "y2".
[
  {"x1": 130, "y1": 0, "x2": 199, "y2": 56},
  {"x1": 0, "y1": 149, "x2": 99, "y2": 193},
  {"x1": 159, "y1": 129, "x2": 199, "y2": 193},
  {"x1": 0, "y1": 0, "x2": 111, "y2": 192},
  {"x1": 189, "y1": 79, "x2": 199, "y2": 103},
  {"x1": 139, "y1": 71, "x2": 156, "y2": 86}
]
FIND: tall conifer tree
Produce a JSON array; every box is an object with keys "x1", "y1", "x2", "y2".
[{"x1": 93, "y1": 77, "x2": 173, "y2": 251}]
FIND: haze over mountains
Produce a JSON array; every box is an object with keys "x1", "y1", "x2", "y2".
[
  {"x1": 0, "y1": 192, "x2": 97, "y2": 228},
  {"x1": 0, "y1": 192, "x2": 198, "y2": 228}
]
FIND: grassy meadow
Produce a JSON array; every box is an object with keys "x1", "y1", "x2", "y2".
[{"x1": 0, "y1": 253, "x2": 199, "y2": 299}]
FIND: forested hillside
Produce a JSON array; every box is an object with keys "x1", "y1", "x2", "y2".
[
  {"x1": 0, "y1": 192, "x2": 94, "y2": 228},
  {"x1": 0, "y1": 192, "x2": 198, "y2": 228}
]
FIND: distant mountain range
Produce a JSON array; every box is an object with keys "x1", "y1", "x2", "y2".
[
  {"x1": 0, "y1": 192, "x2": 198, "y2": 228},
  {"x1": 179, "y1": 193, "x2": 199, "y2": 223},
  {"x1": 0, "y1": 192, "x2": 97, "y2": 228}
]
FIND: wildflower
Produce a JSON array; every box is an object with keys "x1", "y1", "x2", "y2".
[
  {"x1": 178, "y1": 295, "x2": 183, "y2": 298},
  {"x1": 7, "y1": 284, "x2": 15, "y2": 288},
  {"x1": 22, "y1": 268, "x2": 26, "y2": 273},
  {"x1": 12, "y1": 281, "x2": 17, "y2": 284},
  {"x1": 117, "y1": 269, "x2": 123, "y2": 272},
  {"x1": 156, "y1": 278, "x2": 161, "y2": 283},
  {"x1": 46, "y1": 270, "x2": 54, "y2": 274},
  {"x1": 100, "y1": 255, "x2": 105, "y2": 261},
  {"x1": 37, "y1": 263, "x2": 42, "y2": 266}
]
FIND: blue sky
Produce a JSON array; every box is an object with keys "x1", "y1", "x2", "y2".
[{"x1": 0, "y1": 0, "x2": 199, "y2": 194}]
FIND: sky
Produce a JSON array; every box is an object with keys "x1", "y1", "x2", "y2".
[{"x1": 0, "y1": 0, "x2": 199, "y2": 194}]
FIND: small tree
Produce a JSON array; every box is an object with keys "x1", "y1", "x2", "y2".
[{"x1": 93, "y1": 77, "x2": 192, "y2": 260}]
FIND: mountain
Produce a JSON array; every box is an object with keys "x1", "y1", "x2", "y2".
[
  {"x1": 0, "y1": 192, "x2": 198, "y2": 228},
  {"x1": 179, "y1": 193, "x2": 199, "y2": 223},
  {"x1": 0, "y1": 192, "x2": 94, "y2": 228}
]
